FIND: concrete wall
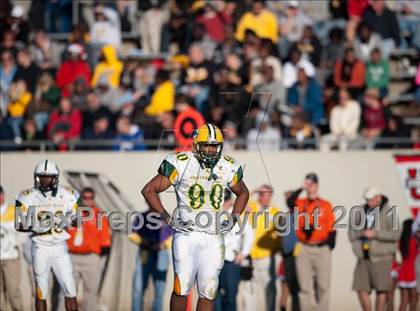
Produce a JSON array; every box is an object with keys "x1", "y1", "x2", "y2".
[{"x1": 1, "y1": 151, "x2": 415, "y2": 310}]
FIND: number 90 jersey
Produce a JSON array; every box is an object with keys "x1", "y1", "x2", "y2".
[
  {"x1": 15, "y1": 185, "x2": 80, "y2": 246},
  {"x1": 158, "y1": 151, "x2": 243, "y2": 234}
]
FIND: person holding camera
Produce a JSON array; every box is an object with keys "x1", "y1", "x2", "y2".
[
  {"x1": 287, "y1": 173, "x2": 336, "y2": 311},
  {"x1": 348, "y1": 187, "x2": 401, "y2": 311}
]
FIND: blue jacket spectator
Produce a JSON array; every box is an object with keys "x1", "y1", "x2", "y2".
[
  {"x1": 288, "y1": 68, "x2": 324, "y2": 125},
  {"x1": 112, "y1": 116, "x2": 145, "y2": 151},
  {"x1": 81, "y1": 114, "x2": 114, "y2": 150}
]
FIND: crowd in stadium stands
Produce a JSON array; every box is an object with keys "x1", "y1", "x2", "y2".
[{"x1": 0, "y1": 0, "x2": 419, "y2": 151}]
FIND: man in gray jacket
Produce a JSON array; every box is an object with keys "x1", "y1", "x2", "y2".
[{"x1": 349, "y1": 187, "x2": 401, "y2": 311}]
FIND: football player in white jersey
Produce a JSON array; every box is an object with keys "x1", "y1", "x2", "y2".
[
  {"x1": 142, "y1": 123, "x2": 249, "y2": 311},
  {"x1": 15, "y1": 160, "x2": 79, "y2": 311}
]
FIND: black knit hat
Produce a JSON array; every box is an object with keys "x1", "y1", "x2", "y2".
[{"x1": 305, "y1": 173, "x2": 319, "y2": 184}]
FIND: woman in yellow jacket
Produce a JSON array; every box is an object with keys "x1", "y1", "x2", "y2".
[
  {"x1": 144, "y1": 69, "x2": 175, "y2": 117},
  {"x1": 91, "y1": 44, "x2": 123, "y2": 88},
  {"x1": 7, "y1": 80, "x2": 32, "y2": 138}
]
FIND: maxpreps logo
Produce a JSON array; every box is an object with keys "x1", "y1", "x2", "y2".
[{"x1": 406, "y1": 167, "x2": 420, "y2": 201}]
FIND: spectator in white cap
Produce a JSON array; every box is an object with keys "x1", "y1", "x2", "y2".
[
  {"x1": 90, "y1": 4, "x2": 122, "y2": 49},
  {"x1": 11, "y1": 5, "x2": 24, "y2": 18},
  {"x1": 246, "y1": 110, "x2": 281, "y2": 150},
  {"x1": 282, "y1": 49, "x2": 315, "y2": 89},
  {"x1": 349, "y1": 186, "x2": 401, "y2": 311},
  {"x1": 56, "y1": 44, "x2": 91, "y2": 97},
  {"x1": 8, "y1": 5, "x2": 30, "y2": 43},
  {"x1": 278, "y1": 1, "x2": 313, "y2": 59}
]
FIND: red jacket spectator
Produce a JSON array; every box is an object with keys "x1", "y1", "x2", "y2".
[
  {"x1": 56, "y1": 44, "x2": 91, "y2": 97},
  {"x1": 363, "y1": 103, "x2": 385, "y2": 131},
  {"x1": 362, "y1": 88, "x2": 386, "y2": 139},
  {"x1": 347, "y1": 0, "x2": 369, "y2": 18},
  {"x1": 47, "y1": 97, "x2": 82, "y2": 141},
  {"x1": 67, "y1": 205, "x2": 111, "y2": 255},
  {"x1": 196, "y1": 4, "x2": 232, "y2": 43}
]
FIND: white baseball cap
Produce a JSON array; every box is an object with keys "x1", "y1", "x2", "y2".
[
  {"x1": 288, "y1": 1, "x2": 299, "y2": 8},
  {"x1": 363, "y1": 187, "x2": 380, "y2": 200},
  {"x1": 298, "y1": 61, "x2": 315, "y2": 77},
  {"x1": 11, "y1": 6, "x2": 24, "y2": 18},
  {"x1": 68, "y1": 44, "x2": 83, "y2": 55}
]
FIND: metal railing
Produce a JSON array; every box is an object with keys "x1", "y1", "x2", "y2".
[{"x1": 0, "y1": 137, "x2": 418, "y2": 152}]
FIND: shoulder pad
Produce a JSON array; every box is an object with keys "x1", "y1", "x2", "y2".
[
  {"x1": 16, "y1": 188, "x2": 34, "y2": 207},
  {"x1": 60, "y1": 186, "x2": 79, "y2": 199},
  {"x1": 222, "y1": 154, "x2": 235, "y2": 164},
  {"x1": 21, "y1": 189, "x2": 32, "y2": 196},
  {"x1": 175, "y1": 152, "x2": 190, "y2": 161}
]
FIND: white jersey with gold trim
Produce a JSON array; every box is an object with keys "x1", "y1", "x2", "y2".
[
  {"x1": 158, "y1": 151, "x2": 243, "y2": 234},
  {"x1": 15, "y1": 185, "x2": 79, "y2": 246}
]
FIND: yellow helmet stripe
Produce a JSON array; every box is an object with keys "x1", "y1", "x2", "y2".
[{"x1": 215, "y1": 127, "x2": 223, "y2": 142}]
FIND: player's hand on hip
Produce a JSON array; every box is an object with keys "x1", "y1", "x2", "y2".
[
  {"x1": 220, "y1": 218, "x2": 237, "y2": 235},
  {"x1": 171, "y1": 217, "x2": 195, "y2": 234}
]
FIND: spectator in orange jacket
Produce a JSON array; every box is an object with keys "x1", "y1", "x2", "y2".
[
  {"x1": 334, "y1": 47, "x2": 366, "y2": 99},
  {"x1": 67, "y1": 187, "x2": 111, "y2": 311},
  {"x1": 287, "y1": 173, "x2": 336, "y2": 311}
]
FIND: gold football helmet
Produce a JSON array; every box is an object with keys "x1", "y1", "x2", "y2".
[{"x1": 192, "y1": 123, "x2": 223, "y2": 167}]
